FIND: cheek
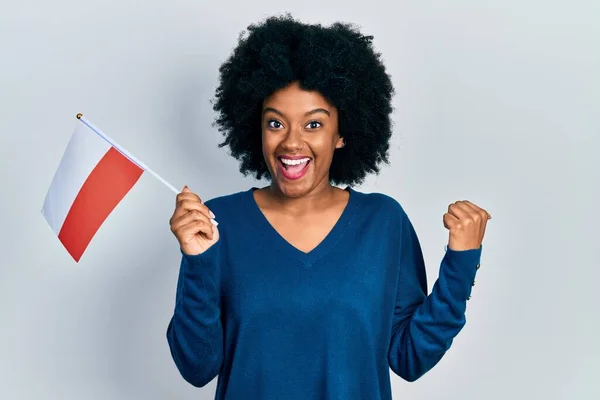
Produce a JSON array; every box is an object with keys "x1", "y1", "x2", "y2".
[
  {"x1": 261, "y1": 131, "x2": 272, "y2": 151},
  {"x1": 261, "y1": 132, "x2": 280, "y2": 159},
  {"x1": 311, "y1": 137, "x2": 337, "y2": 159}
]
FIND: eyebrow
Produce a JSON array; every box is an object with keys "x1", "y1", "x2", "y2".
[{"x1": 262, "y1": 107, "x2": 331, "y2": 118}]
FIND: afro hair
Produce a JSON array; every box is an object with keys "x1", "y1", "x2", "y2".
[{"x1": 212, "y1": 14, "x2": 395, "y2": 186}]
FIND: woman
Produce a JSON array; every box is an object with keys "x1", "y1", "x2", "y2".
[{"x1": 166, "y1": 14, "x2": 490, "y2": 399}]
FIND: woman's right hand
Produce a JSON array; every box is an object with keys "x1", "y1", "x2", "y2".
[{"x1": 169, "y1": 186, "x2": 219, "y2": 255}]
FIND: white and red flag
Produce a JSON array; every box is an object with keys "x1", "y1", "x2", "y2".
[{"x1": 41, "y1": 114, "x2": 179, "y2": 262}]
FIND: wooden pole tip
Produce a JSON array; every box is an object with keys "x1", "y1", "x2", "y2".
[{"x1": 76, "y1": 113, "x2": 83, "y2": 119}]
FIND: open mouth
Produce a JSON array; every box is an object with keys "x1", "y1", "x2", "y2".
[{"x1": 278, "y1": 156, "x2": 311, "y2": 180}]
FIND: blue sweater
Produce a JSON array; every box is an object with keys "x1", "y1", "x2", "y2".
[{"x1": 166, "y1": 187, "x2": 482, "y2": 399}]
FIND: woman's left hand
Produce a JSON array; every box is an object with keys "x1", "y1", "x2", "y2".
[{"x1": 443, "y1": 200, "x2": 491, "y2": 251}]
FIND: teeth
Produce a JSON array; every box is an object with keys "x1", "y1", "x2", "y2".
[{"x1": 281, "y1": 157, "x2": 310, "y2": 166}]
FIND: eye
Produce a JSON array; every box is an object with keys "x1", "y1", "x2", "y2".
[
  {"x1": 305, "y1": 121, "x2": 322, "y2": 130},
  {"x1": 267, "y1": 119, "x2": 283, "y2": 129}
]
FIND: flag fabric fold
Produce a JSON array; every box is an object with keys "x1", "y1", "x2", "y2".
[{"x1": 42, "y1": 119, "x2": 144, "y2": 262}]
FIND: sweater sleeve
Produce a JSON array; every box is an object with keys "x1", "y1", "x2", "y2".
[
  {"x1": 387, "y1": 211, "x2": 481, "y2": 382},
  {"x1": 166, "y1": 241, "x2": 224, "y2": 387}
]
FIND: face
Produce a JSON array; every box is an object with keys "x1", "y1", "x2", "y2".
[{"x1": 261, "y1": 81, "x2": 344, "y2": 198}]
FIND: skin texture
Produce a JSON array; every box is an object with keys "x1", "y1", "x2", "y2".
[
  {"x1": 252, "y1": 81, "x2": 349, "y2": 253},
  {"x1": 169, "y1": 82, "x2": 491, "y2": 255},
  {"x1": 169, "y1": 186, "x2": 218, "y2": 256},
  {"x1": 444, "y1": 200, "x2": 491, "y2": 251},
  {"x1": 260, "y1": 81, "x2": 344, "y2": 199}
]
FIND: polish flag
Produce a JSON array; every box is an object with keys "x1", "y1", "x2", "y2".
[{"x1": 41, "y1": 114, "x2": 178, "y2": 262}]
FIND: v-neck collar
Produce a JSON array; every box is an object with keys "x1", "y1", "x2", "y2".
[{"x1": 242, "y1": 186, "x2": 360, "y2": 267}]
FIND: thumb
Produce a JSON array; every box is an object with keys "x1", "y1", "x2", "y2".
[{"x1": 182, "y1": 185, "x2": 191, "y2": 193}]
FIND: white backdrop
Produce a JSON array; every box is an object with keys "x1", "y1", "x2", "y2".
[{"x1": 1, "y1": 1, "x2": 598, "y2": 399}]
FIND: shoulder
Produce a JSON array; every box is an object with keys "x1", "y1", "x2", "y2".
[
  {"x1": 348, "y1": 187, "x2": 410, "y2": 229},
  {"x1": 350, "y1": 188, "x2": 407, "y2": 217}
]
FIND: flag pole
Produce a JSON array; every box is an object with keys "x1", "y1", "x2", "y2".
[{"x1": 76, "y1": 113, "x2": 180, "y2": 195}]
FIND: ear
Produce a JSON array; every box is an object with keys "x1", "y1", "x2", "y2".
[{"x1": 335, "y1": 136, "x2": 345, "y2": 149}]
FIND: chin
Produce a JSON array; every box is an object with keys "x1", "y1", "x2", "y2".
[
  {"x1": 272, "y1": 173, "x2": 319, "y2": 199},
  {"x1": 273, "y1": 178, "x2": 311, "y2": 198}
]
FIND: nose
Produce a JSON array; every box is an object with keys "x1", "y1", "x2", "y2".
[{"x1": 280, "y1": 126, "x2": 304, "y2": 152}]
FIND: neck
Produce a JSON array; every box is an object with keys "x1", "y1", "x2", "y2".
[{"x1": 266, "y1": 178, "x2": 338, "y2": 216}]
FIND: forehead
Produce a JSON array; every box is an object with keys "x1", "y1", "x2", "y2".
[{"x1": 262, "y1": 82, "x2": 333, "y2": 112}]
